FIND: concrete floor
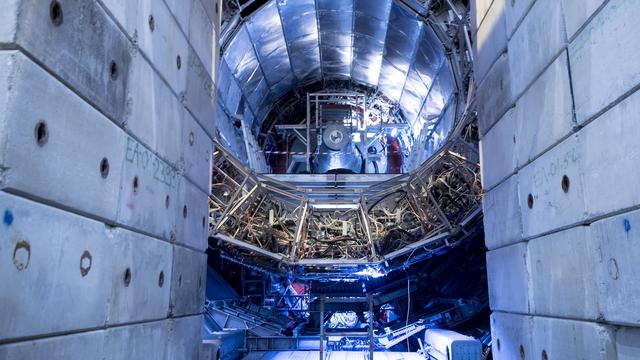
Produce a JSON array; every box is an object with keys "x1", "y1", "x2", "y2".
[{"x1": 242, "y1": 351, "x2": 425, "y2": 360}]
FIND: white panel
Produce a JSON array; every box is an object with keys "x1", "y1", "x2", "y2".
[
  {"x1": 0, "y1": 50, "x2": 124, "y2": 222},
  {"x1": 163, "y1": 0, "x2": 191, "y2": 35},
  {"x1": 166, "y1": 316, "x2": 204, "y2": 360},
  {"x1": 579, "y1": 89, "x2": 640, "y2": 218},
  {"x1": 475, "y1": 53, "x2": 513, "y2": 135},
  {"x1": 561, "y1": 0, "x2": 607, "y2": 40},
  {"x1": 528, "y1": 226, "x2": 599, "y2": 320},
  {"x1": 0, "y1": 0, "x2": 18, "y2": 42},
  {"x1": 504, "y1": 0, "x2": 534, "y2": 37},
  {"x1": 569, "y1": 0, "x2": 640, "y2": 124},
  {"x1": 507, "y1": 0, "x2": 567, "y2": 99},
  {"x1": 480, "y1": 108, "x2": 518, "y2": 189},
  {"x1": 0, "y1": 320, "x2": 177, "y2": 360},
  {"x1": 486, "y1": 242, "x2": 530, "y2": 314},
  {"x1": 617, "y1": 327, "x2": 640, "y2": 360},
  {"x1": 0, "y1": 329, "x2": 105, "y2": 359},
  {"x1": 10, "y1": 0, "x2": 133, "y2": 124},
  {"x1": 490, "y1": 312, "x2": 533, "y2": 360},
  {"x1": 531, "y1": 317, "x2": 616, "y2": 360},
  {"x1": 170, "y1": 246, "x2": 207, "y2": 316},
  {"x1": 101, "y1": 0, "x2": 190, "y2": 98},
  {"x1": 125, "y1": 53, "x2": 184, "y2": 168},
  {"x1": 183, "y1": 46, "x2": 217, "y2": 138},
  {"x1": 0, "y1": 192, "x2": 111, "y2": 340},
  {"x1": 592, "y1": 210, "x2": 640, "y2": 327},
  {"x1": 177, "y1": 179, "x2": 209, "y2": 251},
  {"x1": 518, "y1": 134, "x2": 586, "y2": 238},
  {"x1": 470, "y1": 0, "x2": 496, "y2": 34},
  {"x1": 104, "y1": 320, "x2": 171, "y2": 360},
  {"x1": 182, "y1": 109, "x2": 214, "y2": 193},
  {"x1": 482, "y1": 174, "x2": 522, "y2": 250},
  {"x1": 107, "y1": 229, "x2": 173, "y2": 324},
  {"x1": 515, "y1": 52, "x2": 574, "y2": 167},
  {"x1": 116, "y1": 135, "x2": 181, "y2": 241},
  {"x1": 473, "y1": 0, "x2": 506, "y2": 83},
  {"x1": 188, "y1": 0, "x2": 214, "y2": 77}
]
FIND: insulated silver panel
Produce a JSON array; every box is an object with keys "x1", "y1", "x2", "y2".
[
  {"x1": 278, "y1": 0, "x2": 322, "y2": 83},
  {"x1": 316, "y1": 0, "x2": 354, "y2": 79},
  {"x1": 351, "y1": 0, "x2": 392, "y2": 85},
  {"x1": 378, "y1": 2, "x2": 423, "y2": 101},
  {"x1": 217, "y1": 0, "x2": 457, "y2": 158},
  {"x1": 246, "y1": 0, "x2": 294, "y2": 98}
]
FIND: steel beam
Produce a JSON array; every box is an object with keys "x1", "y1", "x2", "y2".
[{"x1": 290, "y1": 201, "x2": 309, "y2": 260}]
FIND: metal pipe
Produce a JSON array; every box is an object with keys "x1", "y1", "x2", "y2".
[
  {"x1": 368, "y1": 295, "x2": 374, "y2": 360},
  {"x1": 319, "y1": 296, "x2": 325, "y2": 360},
  {"x1": 359, "y1": 199, "x2": 376, "y2": 260},
  {"x1": 306, "y1": 94, "x2": 311, "y2": 173},
  {"x1": 290, "y1": 201, "x2": 309, "y2": 261},
  {"x1": 214, "y1": 233, "x2": 286, "y2": 261},
  {"x1": 215, "y1": 183, "x2": 259, "y2": 231},
  {"x1": 214, "y1": 175, "x2": 250, "y2": 230}
]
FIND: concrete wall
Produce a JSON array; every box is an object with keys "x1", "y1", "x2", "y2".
[
  {"x1": 473, "y1": 0, "x2": 640, "y2": 358},
  {"x1": 0, "y1": 0, "x2": 220, "y2": 358}
]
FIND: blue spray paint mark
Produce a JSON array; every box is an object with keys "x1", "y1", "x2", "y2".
[
  {"x1": 623, "y1": 219, "x2": 631, "y2": 233},
  {"x1": 3, "y1": 210, "x2": 13, "y2": 226}
]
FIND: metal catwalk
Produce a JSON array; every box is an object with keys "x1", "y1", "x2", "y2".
[{"x1": 243, "y1": 351, "x2": 425, "y2": 360}]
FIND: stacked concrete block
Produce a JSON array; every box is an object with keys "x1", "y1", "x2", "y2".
[
  {"x1": 474, "y1": 0, "x2": 640, "y2": 357},
  {"x1": 0, "y1": 0, "x2": 219, "y2": 358}
]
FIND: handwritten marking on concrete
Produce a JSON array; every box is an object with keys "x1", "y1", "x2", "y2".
[
  {"x1": 532, "y1": 147, "x2": 579, "y2": 188},
  {"x1": 124, "y1": 137, "x2": 179, "y2": 189}
]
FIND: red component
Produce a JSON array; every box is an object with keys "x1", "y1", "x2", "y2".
[
  {"x1": 386, "y1": 135, "x2": 403, "y2": 174},
  {"x1": 269, "y1": 140, "x2": 288, "y2": 173}
]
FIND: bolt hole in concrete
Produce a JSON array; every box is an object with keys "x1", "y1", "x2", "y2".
[
  {"x1": 124, "y1": 267, "x2": 132, "y2": 287},
  {"x1": 527, "y1": 193, "x2": 534, "y2": 209},
  {"x1": 80, "y1": 250, "x2": 92, "y2": 277},
  {"x1": 13, "y1": 240, "x2": 31, "y2": 271},
  {"x1": 541, "y1": 349, "x2": 548, "y2": 360},
  {"x1": 496, "y1": 338, "x2": 501, "y2": 351},
  {"x1": 133, "y1": 176, "x2": 139, "y2": 193},
  {"x1": 100, "y1": 157, "x2": 109, "y2": 178},
  {"x1": 35, "y1": 121, "x2": 48, "y2": 147},
  {"x1": 148, "y1": 14, "x2": 155, "y2": 32},
  {"x1": 50, "y1": 0, "x2": 63, "y2": 26},
  {"x1": 110, "y1": 61, "x2": 118, "y2": 80},
  {"x1": 178, "y1": 274, "x2": 182, "y2": 287},
  {"x1": 189, "y1": 131, "x2": 195, "y2": 146},
  {"x1": 202, "y1": 216, "x2": 206, "y2": 229},
  {"x1": 176, "y1": 55, "x2": 182, "y2": 69},
  {"x1": 183, "y1": 205, "x2": 188, "y2": 218},
  {"x1": 561, "y1": 174, "x2": 570, "y2": 193},
  {"x1": 158, "y1": 270, "x2": 165, "y2": 287},
  {"x1": 165, "y1": 194, "x2": 170, "y2": 208},
  {"x1": 520, "y1": 344, "x2": 526, "y2": 359}
]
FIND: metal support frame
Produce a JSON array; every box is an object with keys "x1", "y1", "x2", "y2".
[
  {"x1": 306, "y1": 94, "x2": 311, "y2": 172},
  {"x1": 209, "y1": 52, "x2": 481, "y2": 274},
  {"x1": 210, "y1": 122, "x2": 481, "y2": 274},
  {"x1": 290, "y1": 200, "x2": 309, "y2": 261},
  {"x1": 214, "y1": 175, "x2": 251, "y2": 231},
  {"x1": 359, "y1": 198, "x2": 376, "y2": 261},
  {"x1": 368, "y1": 295, "x2": 374, "y2": 360},
  {"x1": 319, "y1": 296, "x2": 325, "y2": 360}
]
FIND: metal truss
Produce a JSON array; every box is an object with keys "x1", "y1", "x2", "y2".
[
  {"x1": 209, "y1": 0, "x2": 479, "y2": 278},
  {"x1": 208, "y1": 109, "x2": 481, "y2": 278}
]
